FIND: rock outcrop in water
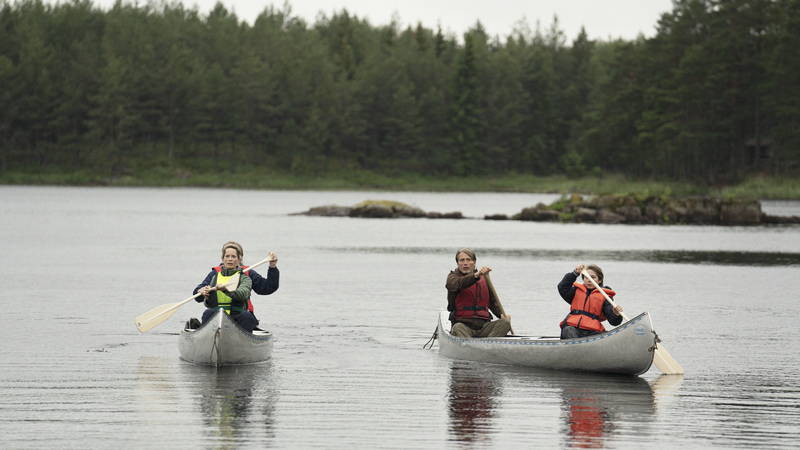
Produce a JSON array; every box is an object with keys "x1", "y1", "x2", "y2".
[
  {"x1": 511, "y1": 194, "x2": 799, "y2": 225},
  {"x1": 295, "y1": 195, "x2": 799, "y2": 225},
  {"x1": 294, "y1": 200, "x2": 464, "y2": 219}
]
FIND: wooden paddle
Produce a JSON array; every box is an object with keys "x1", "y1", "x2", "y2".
[
  {"x1": 484, "y1": 273, "x2": 515, "y2": 335},
  {"x1": 581, "y1": 270, "x2": 684, "y2": 375},
  {"x1": 134, "y1": 254, "x2": 275, "y2": 333}
]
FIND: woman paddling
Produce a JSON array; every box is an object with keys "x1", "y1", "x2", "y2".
[
  {"x1": 204, "y1": 241, "x2": 279, "y2": 313},
  {"x1": 193, "y1": 241, "x2": 264, "y2": 332}
]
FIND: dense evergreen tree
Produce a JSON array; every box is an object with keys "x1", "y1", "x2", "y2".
[{"x1": 0, "y1": 0, "x2": 797, "y2": 182}]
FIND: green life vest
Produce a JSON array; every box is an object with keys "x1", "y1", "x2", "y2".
[{"x1": 215, "y1": 271, "x2": 244, "y2": 314}]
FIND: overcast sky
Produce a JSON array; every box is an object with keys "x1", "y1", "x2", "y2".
[{"x1": 85, "y1": 0, "x2": 674, "y2": 41}]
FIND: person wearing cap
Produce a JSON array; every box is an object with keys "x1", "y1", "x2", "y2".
[
  {"x1": 445, "y1": 248, "x2": 511, "y2": 338},
  {"x1": 557, "y1": 263, "x2": 623, "y2": 339},
  {"x1": 191, "y1": 241, "x2": 278, "y2": 332}
]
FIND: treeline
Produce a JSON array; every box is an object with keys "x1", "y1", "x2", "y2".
[{"x1": 1, "y1": 0, "x2": 798, "y2": 183}]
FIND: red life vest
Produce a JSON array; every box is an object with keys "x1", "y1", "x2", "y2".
[
  {"x1": 213, "y1": 265, "x2": 254, "y2": 313},
  {"x1": 560, "y1": 283, "x2": 616, "y2": 333},
  {"x1": 453, "y1": 277, "x2": 492, "y2": 321}
]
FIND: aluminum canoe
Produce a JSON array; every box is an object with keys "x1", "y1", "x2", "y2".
[
  {"x1": 179, "y1": 309, "x2": 273, "y2": 367},
  {"x1": 436, "y1": 311, "x2": 656, "y2": 375}
]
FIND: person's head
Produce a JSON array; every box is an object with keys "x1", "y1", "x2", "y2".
[
  {"x1": 581, "y1": 264, "x2": 604, "y2": 287},
  {"x1": 221, "y1": 241, "x2": 243, "y2": 269},
  {"x1": 455, "y1": 248, "x2": 476, "y2": 274}
]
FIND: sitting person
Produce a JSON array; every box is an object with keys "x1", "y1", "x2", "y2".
[
  {"x1": 192, "y1": 241, "x2": 262, "y2": 332},
  {"x1": 445, "y1": 248, "x2": 511, "y2": 338},
  {"x1": 201, "y1": 241, "x2": 279, "y2": 312},
  {"x1": 557, "y1": 264, "x2": 623, "y2": 339}
]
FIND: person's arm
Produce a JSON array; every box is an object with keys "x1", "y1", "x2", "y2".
[
  {"x1": 447, "y1": 290, "x2": 456, "y2": 313},
  {"x1": 602, "y1": 294, "x2": 623, "y2": 326},
  {"x1": 557, "y1": 271, "x2": 579, "y2": 303},
  {"x1": 446, "y1": 270, "x2": 479, "y2": 292},
  {"x1": 225, "y1": 273, "x2": 252, "y2": 302},
  {"x1": 193, "y1": 270, "x2": 216, "y2": 302},
  {"x1": 446, "y1": 271, "x2": 475, "y2": 315},
  {"x1": 249, "y1": 267, "x2": 279, "y2": 295}
]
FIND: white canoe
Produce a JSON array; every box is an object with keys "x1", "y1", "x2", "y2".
[
  {"x1": 436, "y1": 311, "x2": 656, "y2": 375},
  {"x1": 179, "y1": 310, "x2": 273, "y2": 367}
]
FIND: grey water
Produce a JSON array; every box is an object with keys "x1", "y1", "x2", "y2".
[{"x1": 1, "y1": 185, "x2": 799, "y2": 449}]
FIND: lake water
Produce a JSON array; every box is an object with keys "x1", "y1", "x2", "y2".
[{"x1": 1, "y1": 186, "x2": 799, "y2": 449}]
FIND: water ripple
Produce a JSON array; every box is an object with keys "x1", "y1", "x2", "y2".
[{"x1": 321, "y1": 246, "x2": 800, "y2": 266}]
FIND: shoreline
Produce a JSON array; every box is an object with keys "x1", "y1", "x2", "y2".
[{"x1": 2, "y1": 170, "x2": 799, "y2": 200}]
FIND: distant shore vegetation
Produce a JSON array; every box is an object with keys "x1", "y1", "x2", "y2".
[
  {"x1": 2, "y1": 165, "x2": 799, "y2": 200},
  {"x1": 1, "y1": 0, "x2": 799, "y2": 196}
]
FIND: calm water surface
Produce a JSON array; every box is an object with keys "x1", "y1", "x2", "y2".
[{"x1": 1, "y1": 186, "x2": 799, "y2": 449}]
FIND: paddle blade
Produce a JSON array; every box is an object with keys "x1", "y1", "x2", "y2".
[
  {"x1": 135, "y1": 301, "x2": 182, "y2": 333},
  {"x1": 653, "y1": 343, "x2": 684, "y2": 375}
]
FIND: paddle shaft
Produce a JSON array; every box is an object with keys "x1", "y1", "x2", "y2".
[
  {"x1": 580, "y1": 269, "x2": 684, "y2": 375},
  {"x1": 580, "y1": 270, "x2": 628, "y2": 320},
  {"x1": 484, "y1": 273, "x2": 515, "y2": 335}
]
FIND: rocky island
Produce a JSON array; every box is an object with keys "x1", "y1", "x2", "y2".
[{"x1": 295, "y1": 195, "x2": 800, "y2": 225}]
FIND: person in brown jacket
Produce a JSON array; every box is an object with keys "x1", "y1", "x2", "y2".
[{"x1": 445, "y1": 248, "x2": 511, "y2": 338}]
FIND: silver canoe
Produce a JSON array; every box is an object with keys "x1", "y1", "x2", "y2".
[
  {"x1": 179, "y1": 310, "x2": 273, "y2": 367},
  {"x1": 436, "y1": 311, "x2": 656, "y2": 375}
]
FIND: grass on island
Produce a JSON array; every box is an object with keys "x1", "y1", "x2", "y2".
[{"x1": 1, "y1": 167, "x2": 799, "y2": 200}]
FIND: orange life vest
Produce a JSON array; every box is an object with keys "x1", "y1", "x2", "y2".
[
  {"x1": 453, "y1": 277, "x2": 492, "y2": 321},
  {"x1": 213, "y1": 265, "x2": 254, "y2": 313},
  {"x1": 560, "y1": 283, "x2": 616, "y2": 333}
]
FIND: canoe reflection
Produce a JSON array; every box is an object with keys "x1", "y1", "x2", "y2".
[
  {"x1": 447, "y1": 361, "x2": 503, "y2": 444},
  {"x1": 180, "y1": 362, "x2": 277, "y2": 443},
  {"x1": 447, "y1": 362, "x2": 679, "y2": 447},
  {"x1": 556, "y1": 373, "x2": 655, "y2": 448}
]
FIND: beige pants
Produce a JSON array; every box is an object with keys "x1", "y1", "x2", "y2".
[{"x1": 451, "y1": 318, "x2": 511, "y2": 338}]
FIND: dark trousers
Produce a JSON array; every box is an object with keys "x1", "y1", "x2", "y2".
[
  {"x1": 451, "y1": 318, "x2": 511, "y2": 338},
  {"x1": 560, "y1": 325, "x2": 599, "y2": 339},
  {"x1": 201, "y1": 308, "x2": 260, "y2": 333}
]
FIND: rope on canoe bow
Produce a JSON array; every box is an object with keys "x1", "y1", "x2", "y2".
[
  {"x1": 649, "y1": 331, "x2": 662, "y2": 353},
  {"x1": 422, "y1": 328, "x2": 438, "y2": 350},
  {"x1": 212, "y1": 327, "x2": 221, "y2": 362}
]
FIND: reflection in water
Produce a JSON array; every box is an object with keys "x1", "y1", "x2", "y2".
[
  {"x1": 447, "y1": 361, "x2": 502, "y2": 445},
  {"x1": 135, "y1": 356, "x2": 180, "y2": 409},
  {"x1": 326, "y1": 246, "x2": 800, "y2": 266},
  {"x1": 558, "y1": 373, "x2": 682, "y2": 448},
  {"x1": 446, "y1": 364, "x2": 681, "y2": 448},
  {"x1": 650, "y1": 374, "x2": 685, "y2": 410},
  {"x1": 556, "y1": 374, "x2": 655, "y2": 448},
  {"x1": 181, "y1": 363, "x2": 277, "y2": 445}
]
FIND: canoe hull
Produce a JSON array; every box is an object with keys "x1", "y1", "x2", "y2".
[
  {"x1": 179, "y1": 310, "x2": 273, "y2": 367},
  {"x1": 437, "y1": 311, "x2": 655, "y2": 375}
]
